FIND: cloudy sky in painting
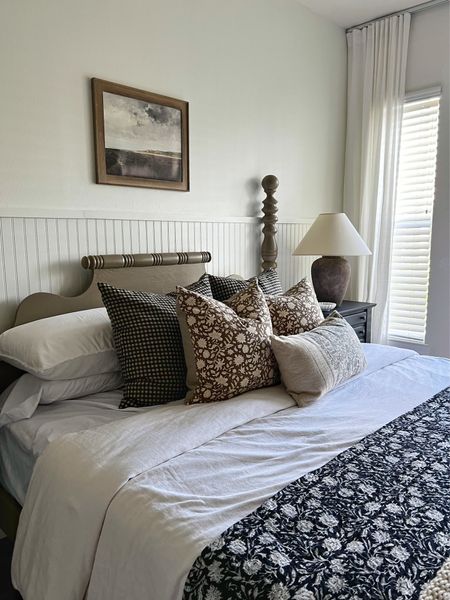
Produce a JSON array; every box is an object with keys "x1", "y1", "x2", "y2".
[{"x1": 103, "y1": 92, "x2": 181, "y2": 154}]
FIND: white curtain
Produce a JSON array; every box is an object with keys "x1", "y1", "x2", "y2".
[{"x1": 344, "y1": 14, "x2": 411, "y2": 343}]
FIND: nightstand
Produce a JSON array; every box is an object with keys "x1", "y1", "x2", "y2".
[{"x1": 322, "y1": 301, "x2": 376, "y2": 343}]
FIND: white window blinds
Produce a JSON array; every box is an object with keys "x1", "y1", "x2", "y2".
[{"x1": 388, "y1": 92, "x2": 441, "y2": 343}]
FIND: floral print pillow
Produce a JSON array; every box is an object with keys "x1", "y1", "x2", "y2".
[
  {"x1": 177, "y1": 280, "x2": 278, "y2": 404},
  {"x1": 266, "y1": 278, "x2": 323, "y2": 335}
]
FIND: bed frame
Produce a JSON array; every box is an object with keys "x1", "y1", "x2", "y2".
[{"x1": 0, "y1": 175, "x2": 280, "y2": 541}]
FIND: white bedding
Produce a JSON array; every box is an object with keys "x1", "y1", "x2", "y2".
[
  {"x1": 11, "y1": 344, "x2": 450, "y2": 600},
  {"x1": 0, "y1": 389, "x2": 144, "y2": 504}
]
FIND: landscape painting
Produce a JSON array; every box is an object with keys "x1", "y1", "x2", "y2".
[{"x1": 92, "y1": 79, "x2": 189, "y2": 191}]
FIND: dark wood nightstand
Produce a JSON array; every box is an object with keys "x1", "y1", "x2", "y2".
[{"x1": 322, "y1": 301, "x2": 376, "y2": 343}]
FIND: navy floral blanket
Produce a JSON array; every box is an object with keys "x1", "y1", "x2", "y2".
[{"x1": 183, "y1": 387, "x2": 450, "y2": 600}]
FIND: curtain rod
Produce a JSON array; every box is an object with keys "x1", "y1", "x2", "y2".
[{"x1": 346, "y1": 0, "x2": 448, "y2": 32}]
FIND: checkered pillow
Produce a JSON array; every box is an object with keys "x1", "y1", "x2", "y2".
[
  {"x1": 166, "y1": 273, "x2": 212, "y2": 298},
  {"x1": 98, "y1": 275, "x2": 212, "y2": 408},
  {"x1": 208, "y1": 269, "x2": 283, "y2": 302}
]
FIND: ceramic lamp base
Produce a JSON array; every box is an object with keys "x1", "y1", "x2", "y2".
[{"x1": 311, "y1": 256, "x2": 351, "y2": 307}]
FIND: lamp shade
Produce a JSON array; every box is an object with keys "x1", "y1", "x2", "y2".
[{"x1": 293, "y1": 213, "x2": 371, "y2": 257}]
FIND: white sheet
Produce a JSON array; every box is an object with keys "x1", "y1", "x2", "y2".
[
  {"x1": 0, "y1": 372, "x2": 123, "y2": 429},
  {"x1": 12, "y1": 345, "x2": 450, "y2": 600},
  {"x1": 0, "y1": 389, "x2": 140, "y2": 504}
]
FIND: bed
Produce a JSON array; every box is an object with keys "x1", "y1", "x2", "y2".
[{"x1": 0, "y1": 178, "x2": 449, "y2": 600}]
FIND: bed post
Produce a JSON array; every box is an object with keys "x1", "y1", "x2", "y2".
[{"x1": 261, "y1": 174, "x2": 279, "y2": 271}]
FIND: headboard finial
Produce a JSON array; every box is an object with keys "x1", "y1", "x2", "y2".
[
  {"x1": 261, "y1": 175, "x2": 279, "y2": 271},
  {"x1": 261, "y1": 174, "x2": 279, "y2": 195}
]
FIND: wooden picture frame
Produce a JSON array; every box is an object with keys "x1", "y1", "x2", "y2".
[{"x1": 91, "y1": 78, "x2": 189, "y2": 191}]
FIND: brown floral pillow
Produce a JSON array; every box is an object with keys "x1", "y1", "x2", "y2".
[
  {"x1": 177, "y1": 280, "x2": 278, "y2": 404},
  {"x1": 266, "y1": 278, "x2": 323, "y2": 335}
]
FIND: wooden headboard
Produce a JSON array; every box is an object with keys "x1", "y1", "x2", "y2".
[{"x1": 0, "y1": 251, "x2": 212, "y2": 393}]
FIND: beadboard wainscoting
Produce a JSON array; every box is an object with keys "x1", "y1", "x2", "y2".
[{"x1": 0, "y1": 214, "x2": 313, "y2": 333}]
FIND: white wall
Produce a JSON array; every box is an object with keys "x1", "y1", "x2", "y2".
[
  {"x1": 404, "y1": 3, "x2": 450, "y2": 357},
  {"x1": 0, "y1": 0, "x2": 347, "y2": 223}
]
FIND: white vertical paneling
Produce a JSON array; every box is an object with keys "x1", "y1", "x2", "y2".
[
  {"x1": 3, "y1": 218, "x2": 20, "y2": 304},
  {"x1": 25, "y1": 219, "x2": 40, "y2": 295},
  {"x1": 36, "y1": 219, "x2": 51, "y2": 293},
  {"x1": 0, "y1": 216, "x2": 311, "y2": 332},
  {"x1": 277, "y1": 222, "x2": 315, "y2": 291}
]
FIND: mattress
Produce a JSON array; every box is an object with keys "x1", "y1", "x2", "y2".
[{"x1": 0, "y1": 389, "x2": 159, "y2": 504}]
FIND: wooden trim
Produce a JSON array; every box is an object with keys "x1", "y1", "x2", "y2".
[
  {"x1": 81, "y1": 251, "x2": 211, "y2": 270},
  {"x1": 91, "y1": 78, "x2": 189, "y2": 191},
  {"x1": 260, "y1": 175, "x2": 279, "y2": 271}
]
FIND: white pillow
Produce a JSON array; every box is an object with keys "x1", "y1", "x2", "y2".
[
  {"x1": 0, "y1": 308, "x2": 119, "y2": 380},
  {"x1": 0, "y1": 371, "x2": 123, "y2": 428}
]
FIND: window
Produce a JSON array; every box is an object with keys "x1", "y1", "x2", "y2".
[{"x1": 388, "y1": 91, "x2": 441, "y2": 344}]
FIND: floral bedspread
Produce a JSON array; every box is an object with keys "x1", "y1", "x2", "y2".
[{"x1": 183, "y1": 387, "x2": 450, "y2": 600}]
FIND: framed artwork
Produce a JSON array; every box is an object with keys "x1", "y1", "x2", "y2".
[{"x1": 91, "y1": 78, "x2": 189, "y2": 191}]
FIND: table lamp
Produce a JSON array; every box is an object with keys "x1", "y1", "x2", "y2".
[{"x1": 293, "y1": 213, "x2": 371, "y2": 306}]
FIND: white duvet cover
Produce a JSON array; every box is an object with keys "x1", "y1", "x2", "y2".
[{"x1": 12, "y1": 345, "x2": 450, "y2": 600}]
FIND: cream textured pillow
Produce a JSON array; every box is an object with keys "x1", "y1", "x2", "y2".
[
  {"x1": 271, "y1": 312, "x2": 367, "y2": 406},
  {"x1": 266, "y1": 278, "x2": 323, "y2": 335},
  {"x1": 177, "y1": 280, "x2": 278, "y2": 404}
]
